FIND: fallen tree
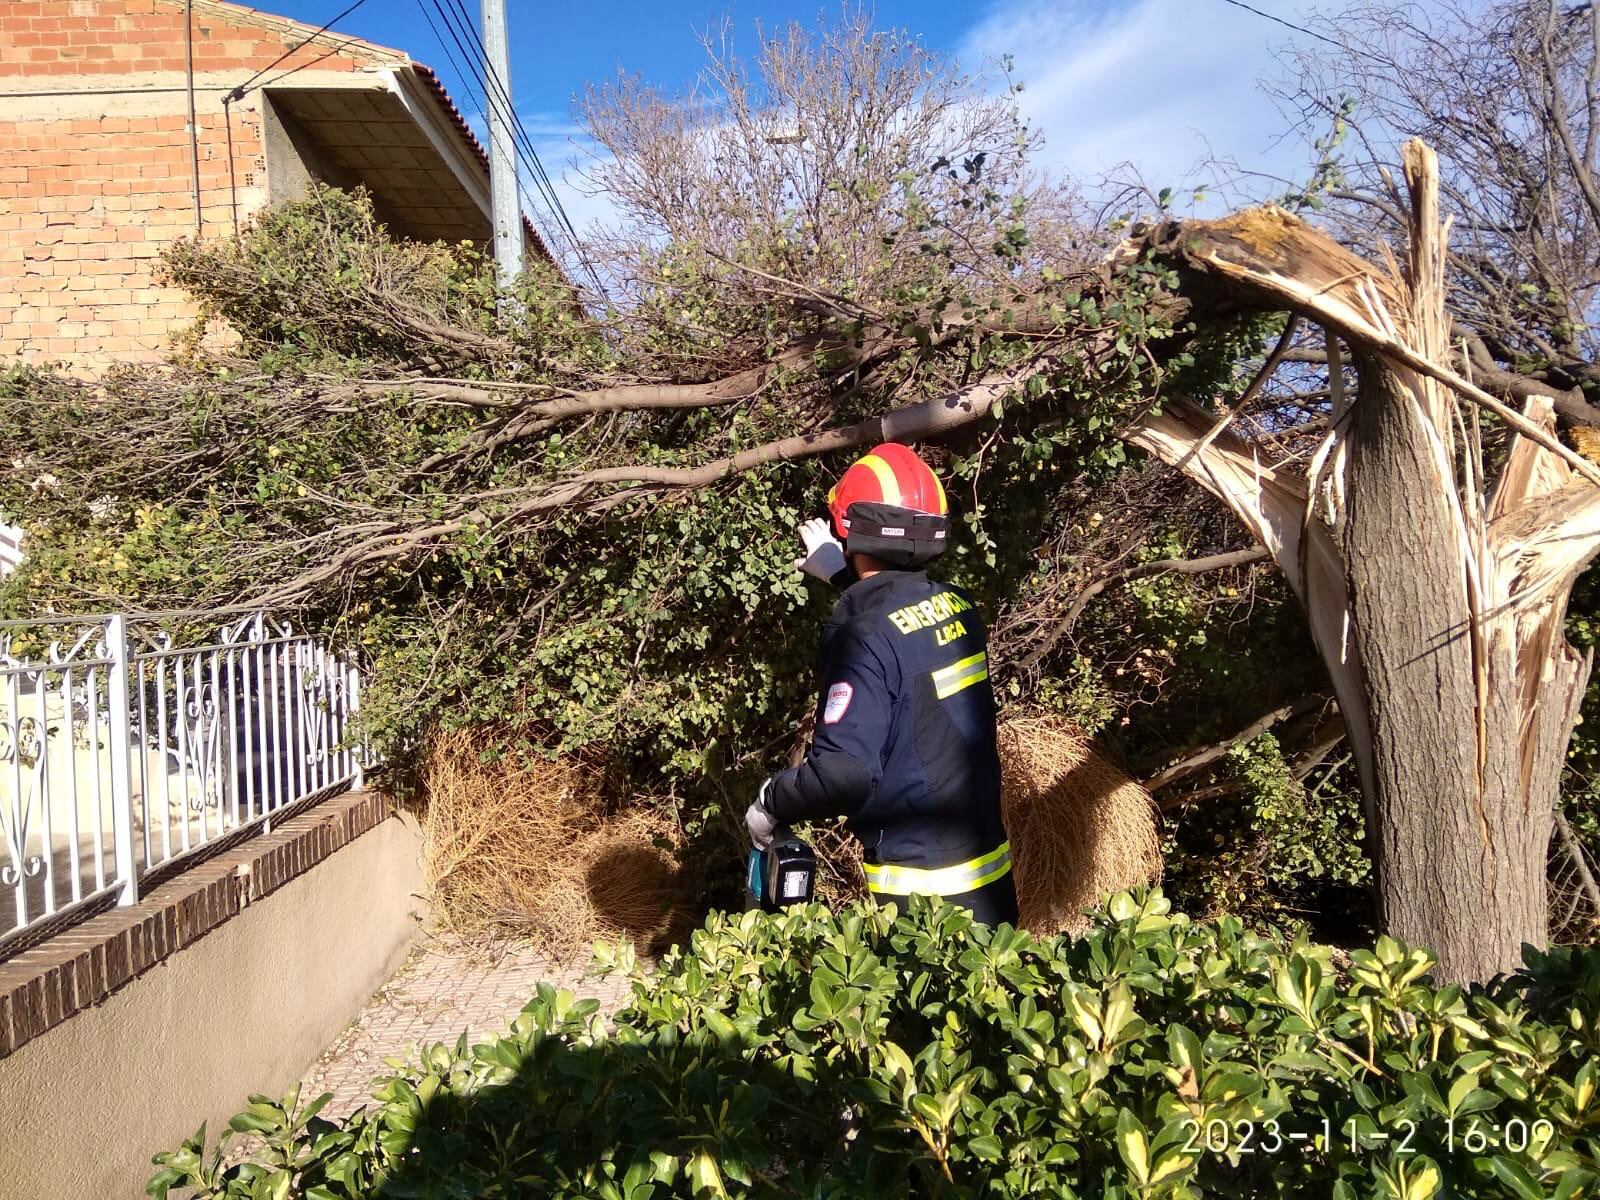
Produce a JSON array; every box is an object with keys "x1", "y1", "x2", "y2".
[
  {"x1": 6, "y1": 146, "x2": 1596, "y2": 981},
  {"x1": 450, "y1": 141, "x2": 1600, "y2": 981},
  {"x1": 5, "y1": 9, "x2": 1598, "y2": 979},
  {"x1": 1130, "y1": 145, "x2": 1600, "y2": 982}
]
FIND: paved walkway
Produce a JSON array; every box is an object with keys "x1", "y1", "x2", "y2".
[{"x1": 301, "y1": 939, "x2": 641, "y2": 1120}]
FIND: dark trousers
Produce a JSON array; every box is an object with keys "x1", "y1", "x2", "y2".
[{"x1": 944, "y1": 871, "x2": 1019, "y2": 927}]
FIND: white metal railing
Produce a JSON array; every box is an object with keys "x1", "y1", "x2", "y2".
[
  {"x1": 0, "y1": 611, "x2": 368, "y2": 943},
  {"x1": 0, "y1": 521, "x2": 21, "y2": 576}
]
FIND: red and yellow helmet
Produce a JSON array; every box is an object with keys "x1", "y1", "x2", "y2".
[
  {"x1": 827, "y1": 443, "x2": 948, "y2": 538},
  {"x1": 826, "y1": 443, "x2": 951, "y2": 569}
]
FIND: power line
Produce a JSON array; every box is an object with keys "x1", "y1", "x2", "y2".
[
  {"x1": 1215, "y1": 0, "x2": 1341, "y2": 48},
  {"x1": 415, "y1": 0, "x2": 572, "y2": 276},
  {"x1": 415, "y1": 1, "x2": 568, "y2": 256},
  {"x1": 423, "y1": 1, "x2": 566, "y2": 230},
  {"x1": 438, "y1": 0, "x2": 597, "y2": 282},
  {"x1": 439, "y1": 0, "x2": 566, "y2": 212},
  {"x1": 256, "y1": 36, "x2": 367, "y2": 92},
  {"x1": 218, "y1": 0, "x2": 371, "y2": 241},
  {"x1": 442, "y1": 0, "x2": 565, "y2": 202},
  {"x1": 424, "y1": 0, "x2": 606, "y2": 293},
  {"x1": 416, "y1": 4, "x2": 560, "y2": 238},
  {"x1": 224, "y1": 0, "x2": 371, "y2": 102}
]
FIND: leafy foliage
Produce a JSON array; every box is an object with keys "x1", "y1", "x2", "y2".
[
  {"x1": 0, "y1": 175, "x2": 1192, "y2": 848},
  {"x1": 151, "y1": 890, "x2": 1600, "y2": 1199},
  {"x1": 1163, "y1": 736, "x2": 1371, "y2": 936},
  {"x1": 6, "y1": 7, "x2": 1592, "y2": 948}
]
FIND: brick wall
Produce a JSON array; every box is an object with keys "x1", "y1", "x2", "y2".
[
  {"x1": 0, "y1": 107, "x2": 266, "y2": 365},
  {"x1": 2, "y1": 0, "x2": 390, "y2": 79},
  {"x1": 0, "y1": 0, "x2": 404, "y2": 371}
]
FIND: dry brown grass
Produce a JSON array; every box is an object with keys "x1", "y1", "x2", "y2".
[
  {"x1": 998, "y1": 712, "x2": 1162, "y2": 935},
  {"x1": 804, "y1": 712, "x2": 1161, "y2": 934},
  {"x1": 807, "y1": 818, "x2": 865, "y2": 908},
  {"x1": 419, "y1": 729, "x2": 690, "y2": 958},
  {"x1": 421, "y1": 714, "x2": 1157, "y2": 954}
]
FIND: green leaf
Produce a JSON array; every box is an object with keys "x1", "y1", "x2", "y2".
[
  {"x1": 1485, "y1": 1156, "x2": 1544, "y2": 1200},
  {"x1": 687, "y1": 1149, "x2": 726, "y2": 1198},
  {"x1": 911, "y1": 1093, "x2": 945, "y2": 1128},
  {"x1": 144, "y1": 1168, "x2": 185, "y2": 1199},
  {"x1": 1167, "y1": 1024, "x2": 1202, "y2": 1073},
  {"x1": 1115, "y1": 1108, "x2": 1150, "y2": 1185},
  {"x1": 968, "y1": 1134, "x2": 1004, "y2": 1161}
]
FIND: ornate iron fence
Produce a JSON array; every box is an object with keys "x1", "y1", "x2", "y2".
[
  {"x1": 0, "y1": 611, "x2": 368, "y2": 944},
  {"x1": 0, "y1": 521, "x2": 21, "y2": 576}
]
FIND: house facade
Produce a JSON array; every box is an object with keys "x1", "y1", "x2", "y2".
[{"x1": 0, "y1": 0, "x2": 550, "y2": 372}]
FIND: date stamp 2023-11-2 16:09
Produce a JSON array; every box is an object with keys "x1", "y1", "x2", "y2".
[{"x1": 1179, "y1": 1115, "x2": 1557, "y2": 1159}]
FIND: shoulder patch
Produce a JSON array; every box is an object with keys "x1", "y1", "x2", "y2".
[{"x1": 822, "y1": 681, "x2": 854, "y2": 724}]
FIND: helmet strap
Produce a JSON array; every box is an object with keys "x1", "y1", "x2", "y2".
[{"x1": 844, "y1": 501, "x2": 949, "y2": 569}]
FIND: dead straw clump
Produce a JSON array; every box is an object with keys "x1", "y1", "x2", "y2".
[
  {"x1": 998, "y1": 712, "x2": 1162, "y2": 935},
  {"x1": 806, "y1": 817, "x2": 866, "y2": 908},
  {"x1": 798, "y1": 713, "x2": 1161, "y2": 934},
  {"x1": 419, "y1": 729, "x2": 688, "y2": 958}
]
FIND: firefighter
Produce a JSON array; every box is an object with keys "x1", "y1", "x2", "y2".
[{"x1": 746, "y1": 442, "x2": 1018, "y2": 926}]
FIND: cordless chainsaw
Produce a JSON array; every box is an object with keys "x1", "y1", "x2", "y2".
[{"x1": 745, "y1": 826, "x2": 817, "y2": 912}]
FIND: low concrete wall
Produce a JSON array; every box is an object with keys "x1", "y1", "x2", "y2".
[{"x1": 0, "y1": 805, "x2": 424, "y2": 1199}]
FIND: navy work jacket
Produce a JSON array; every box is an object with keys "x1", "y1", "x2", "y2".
[{"x1": 765, "y1": 570, "x2": 1006, "y2": 870}]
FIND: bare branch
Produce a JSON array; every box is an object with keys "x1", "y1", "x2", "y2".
[
  {"x1": 1146, "y1": 694, "x2": 1329, "y2": 793},
  {"x1": 1020, "y1": 545, "x2": 1270, "y2": 669},
  {"x1": 1555, "y1": 806, "x2": 1600, "y2": 925}
]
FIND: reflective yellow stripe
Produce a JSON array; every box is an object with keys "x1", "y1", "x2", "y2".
[
  {"x1": 929, "y1": 470, "x2": 948, "y2": 515},
  {"x1": 865, "y1": 843, "x2": 1012, "y2": 896},
  {"x1": 931, "y1": 651, "x2": 987, "y2": 699},
  {"x1": 855, "y1": 454, "x2": 902, "y2": 506}
]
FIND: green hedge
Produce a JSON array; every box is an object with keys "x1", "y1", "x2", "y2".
[{"x1": 151, "y1": 892, "x2": 1600, "y2": 1199}]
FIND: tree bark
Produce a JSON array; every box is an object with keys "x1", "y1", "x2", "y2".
[
  {"x1": 1125, "y1": 141, "x2": 1600, "y2": 983},
  {"x1": 1338, "y1": 350, "x2": 1550, "y2": 981}
]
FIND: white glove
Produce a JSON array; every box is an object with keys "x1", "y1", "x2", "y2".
[
  {"x1": 793, "y1": 516, "x2": 848, "y2": 583},
  {"x1": 746, "y1": 779, "x2": 778, "y2": 850}
]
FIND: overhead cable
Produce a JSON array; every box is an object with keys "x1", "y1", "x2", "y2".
[
  {"x1": 223, "y1": 0, "x2": 371, "y2": 102},
  {"x1": 1215, "y1": 0, "x2": 1341, "y2": 48},
  {"x1": 426, "y1": 0, "x2": 607, "y2": 293}
]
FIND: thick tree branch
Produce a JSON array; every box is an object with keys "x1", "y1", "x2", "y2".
[
  {"x1": 1139, "y1": 205, "x2": 1600, "y2": 486},
  {"x1": 1292, "y1": 720, "x2": 1349, "y2": 781},
  {"x1": 1177, "y1": 316, "x2": 1304, "y2": 469},
  {"x1": 244, "y1": 362, "x2": 1045, "y2": 607},
  {"x1": 1554, "y1": 807, "x2": 1600, "y2": 923},
  {"x1": 413, "y1": 333, "x2": 892, "y2": 472},
  {"x1": 1543, "y1": 3, "x2": 1600, "y2": 232},
  {"x1": 1462, "y1": 332, "x2": 1600, "y2": 426}
]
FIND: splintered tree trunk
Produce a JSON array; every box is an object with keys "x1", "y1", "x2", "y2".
[
  {"x1": 1126, "y1": 139, "x2": 1600, "y2": 983},
  {"x1": 1340, "y1": 351, "x2": 1563, "y2": 980}
]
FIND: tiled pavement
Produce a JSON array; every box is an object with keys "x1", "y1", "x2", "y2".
[{"x1": 300, "y1": 940, "x2": 642, "y2": 1120}]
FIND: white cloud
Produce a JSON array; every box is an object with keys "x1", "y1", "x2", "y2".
[
  {"x1": 958, "y1": 0, "x2": 1323, "y2": 207},
  {"x1": 508, "y1": 0, "x2": 1338, "y2": 275},
  {"x1": 459, "y1": 104, "x2": 618, "y2": 274},
  {"x1": 516, "y1": 110, "x2": 619, "y2": 243}
]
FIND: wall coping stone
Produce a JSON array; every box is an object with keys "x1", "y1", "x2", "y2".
[{"x1": 0, "y1": 790, "x2": 392, "y2": 1061}]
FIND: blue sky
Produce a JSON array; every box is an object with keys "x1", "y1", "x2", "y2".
[{"x1": 264, "y1": 0, "x2": 1328, "y2": 255}]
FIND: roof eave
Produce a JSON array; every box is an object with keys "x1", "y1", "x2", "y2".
[{"x1": 387, "y1": 63, "x2": 561, "y2": 272}]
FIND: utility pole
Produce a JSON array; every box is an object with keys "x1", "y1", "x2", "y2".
[{"x1": 480, "y1": 0, "x2": 521, "y2": 293}]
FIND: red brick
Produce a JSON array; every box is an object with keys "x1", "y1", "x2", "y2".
[{"x1": 9, "y1": 977, "x2": 47, "y2": 1045}]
